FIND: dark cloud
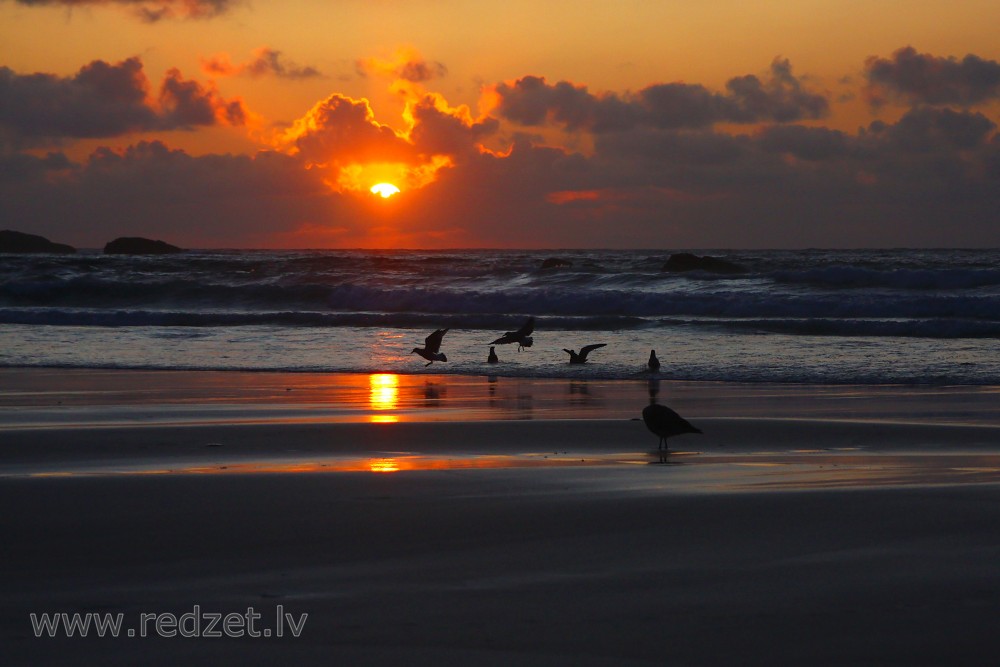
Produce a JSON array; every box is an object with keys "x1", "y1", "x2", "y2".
[
  {"x1": 201, "y1": 47, "x2": 322, "y2": 80},
  {"x1": 9, "y1": 0, "x2": 240, "y2": 22},
  {"x1": 0, "y1": 150, "x2": 73, "y2": 183},
  {"x1": 721, "y1": 58, "x2": 830, "y2": 123},
  {"x1": 0, "y1": 58, "x2": 155, "y2": 141},
  {"x1": 0, "y1": 58, "x2": 247, "y2": 145},
  {"x1": 863, "y1": 107, "x2": 996, "y2": 151},
  {"x1": 406, "y1": 95, "x2": 499, "y2": 158},
  {"x1": 0, "y1": 140, "x2": 349, "y2": 247},
  {"x1": 355, "y1": 50, "x2": 447, "y2": 82},
  {"x1": 864, "y1": 46, "x2": 1000, "y2": 107},
  {"x1": 493, "y1": 58, "x2": 828, "y2": 132},
  {"x1": 396, "y1": 59, "x2": 447, "y2": 83},
  {"x1": 758, "y1": 125, "x2": 851, "y2": 161}
]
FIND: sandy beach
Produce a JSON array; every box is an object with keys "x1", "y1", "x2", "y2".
[{"x1": 3, "y1": 368, "x2": 1000, "y2": 665}]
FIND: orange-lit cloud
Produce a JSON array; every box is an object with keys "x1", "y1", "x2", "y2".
[
  {"x1": 8, "y1": 0, "x2": 240, "y2": 22},
  {"x1": 356, "y1": 46, "x2": 447, "y2": 83},
  {"x1": 201, "y1": 47, "x2": 322, "y2": 80},
  {"x1": 271, "y1": 82, "x2": 498, "y2": 197}
]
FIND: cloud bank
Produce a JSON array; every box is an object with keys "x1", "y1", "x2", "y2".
[
  {"x1": 865, "y1": 46, "x2": 1000, "y2": 107},
  {"x1": 201, "y1": 47, "x2": 322, "y2": 80},
  {"x1": 2, "y1": 48, "x2": 999, "y2": 248},
  {"x1": 0, "y1": 57, "x2": 246, "y2": 146},
  {"x1": 8, "y1": 0, "x2": 239, "y2": 21}
]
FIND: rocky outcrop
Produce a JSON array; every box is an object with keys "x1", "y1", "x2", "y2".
[
  {"x1": 103, "y1": 237, "x2": 184, "y2": 255},
  {"x1": 661, "y1": 253, "x2": 747, "y2": 275},
  {"x1": 0, "y1": 230, "x2": 76, "y2": 254}
]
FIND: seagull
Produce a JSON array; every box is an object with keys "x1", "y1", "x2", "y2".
[
  {"x1": 487, "y1": 346, "x2": 499, "y2": 364},
  {"x1": 648, "y1": 349, "x2": 661, "y2": 372},
  {"x1": 491, "y1": 316, "x2": 534, "y2": 351},
  {"x1": 412, "y1": 328, "x2": 449, "y2": 366},
  {"x1": 563, "y1": 343, "x2": 606, "y2": 364},
  {"x1": 642, "y1": 403, "x2": 702, "y2": 450}
]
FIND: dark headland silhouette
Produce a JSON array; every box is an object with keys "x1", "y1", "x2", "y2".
[
  {"x1": 104, "y1": 237, "x2": 184, "y2": 255},
  {"x1": 0, "y1": 230, "x2": 75, "y2": 254}
]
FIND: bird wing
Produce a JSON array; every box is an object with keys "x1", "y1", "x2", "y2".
[
  {"x1": 491, "y1": 317, "x2": 534, "y2": 345},
  {"x1": 579, "y1": 343, "x2": 607, "y2": 357},
  {"x1": 515, "y1": 316, "x2": 535, "y2": 337},
  {"x1": 424, "y1": 328, "x2": 448, "y2": 353}
]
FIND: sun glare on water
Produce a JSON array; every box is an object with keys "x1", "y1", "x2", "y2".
[{"x1": 370, "y1": 183, "x2": 401, "y2": 198}]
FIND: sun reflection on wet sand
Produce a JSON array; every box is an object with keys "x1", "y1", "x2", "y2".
[
  {"x1": 368, "y1": 373, "x2": 399, "y2": 423},
  {"x1": 369, "y1": 458, "x2": 400, "y2": 472}
]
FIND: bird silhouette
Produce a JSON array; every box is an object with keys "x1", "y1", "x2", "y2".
[
  {"x1": 642, "y1": 403, "x2": 702, "y2": 451},
  {"x1": 412, "y1": 328, "x2": 449, "y2": 366},
  {"x1": 648, "y1": 349, "x2": 661, "y2": 372},
  {"x1": 491, "y1": 316, "x2": 534, "y2": 351},
  {"x1": 563, "y1": 343, "x2": 606, "y2": 364},
  {"x1": 487, "y1": 346, "x2": 499, "y2": 363}
]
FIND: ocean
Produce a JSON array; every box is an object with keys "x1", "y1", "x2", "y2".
[{"x1": 2, "y1": 248, "x2": 998, "y2": 385}]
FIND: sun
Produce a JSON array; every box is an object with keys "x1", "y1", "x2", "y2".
[{"x1": 370, "y1": 183, "x2": 401, "y2": 198}]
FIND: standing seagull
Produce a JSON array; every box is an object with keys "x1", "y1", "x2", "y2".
[
  {"x1": 491, "y1": 316, "x2": 534, "y2": 351},
  {"x1": 642, "y1": 403, "x2": 702, "y2": 450},
  {"x1": 412, "y1": 328, "x2": 449, "y2": 366},
  {"x1": 487, "y1": 346, "x2": 499, "y2": 364},
  {"x1": 648, "y1": 349, "x2": 661, "y2": 372},
  {"x1": 563, "y1": 343, "x2": 606, "y2": 364}
]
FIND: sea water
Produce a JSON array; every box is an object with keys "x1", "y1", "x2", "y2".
[{"x1": 2, "y1": 248, "x2": 998, "y2": 385}]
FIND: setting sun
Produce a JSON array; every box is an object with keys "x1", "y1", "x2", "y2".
[{"x1": 370, "y1": 183, "x2": 401, "y2": 198}]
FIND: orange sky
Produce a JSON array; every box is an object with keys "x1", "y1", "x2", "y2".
[{"x1": 2, "y1": 0, "x2": 999, "y2": 248}]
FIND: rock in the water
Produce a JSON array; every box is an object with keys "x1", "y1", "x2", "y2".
[
  {"x1": 661, "y1": 252, "x2": 746, "y2": 274},
  {"x1": 0, "y1": 230, "x2": 76, "y2": 254},
  {"x1": 540, "y1": 257, "x2": 573, "y2": 269},
  {"x1": 103, "y1": 237, "x2": 184, "y2": 255}
]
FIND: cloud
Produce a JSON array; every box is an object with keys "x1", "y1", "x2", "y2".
[
  {"x1": 758, "y1": 125, "x2": 851, "y2": 161},
  {"x1": 356, "y1": 46, "x2": 447, "y2": 83},
  {"x1": 201, "y1": 47, "x2": 322, "y2": 80},
  {"x1": 864, "y1": 46, "x2": 1000, "y2": 107},
  {"x1": 864, "y1": 106, "x2": 997, "y2": 151},
  {"x1": 3, "y1": 49, "x2": 999, "y2": 249},
  {"x1": 491, "y1": 58, "x2": 828, "y2": 133},
  {"x1": 1, "y1": 140, "x2": 350, "y2": 247},
  {"x1": 405, "y1": 93, "x2": 499, "y2": 158},
  {"x1": 276, "y1": 94, "x2": 416, "y2": 168},
  {"x1": 8, "y1": 0, "x2": 241, "y2": 22},
  {"x1": 0, "y1": 58, "x2": 247, "y2": 145}
]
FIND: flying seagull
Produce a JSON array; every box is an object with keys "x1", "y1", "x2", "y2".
[
  {"x1": 563, "y1": 343, "x2": 606, "y2": 364},
  {"x1": 642, "y1": 403, "x2": 702, "y2": 450},
  {"x1": 491, "y1": 316, "x2": 534, "y2": 351},
  {"x1": 412, "y1": 328, "x2": 449, "y2": 366},
  {"x1": 648, "y1": 349, "x2": 661, "y2": 372}
]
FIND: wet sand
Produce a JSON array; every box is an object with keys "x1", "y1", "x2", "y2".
[{"x1": 3, "y1": 368, "x2": 1000, "y2": 665}]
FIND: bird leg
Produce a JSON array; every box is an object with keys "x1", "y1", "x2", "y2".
[{"x1": 425, "y1": 361, "x2": 433, "y2": 367}]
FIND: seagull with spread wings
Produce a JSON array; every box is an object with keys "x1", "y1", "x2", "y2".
[
  {"x1": 563, "y1": 343, "x2": 606, "y2": 364},
  {"x1": 490, "y1": 316, "x2": 535, "y2": 351},
  {"x1": 412, "y1": 328, "x2": 449, "y2": 366}
]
